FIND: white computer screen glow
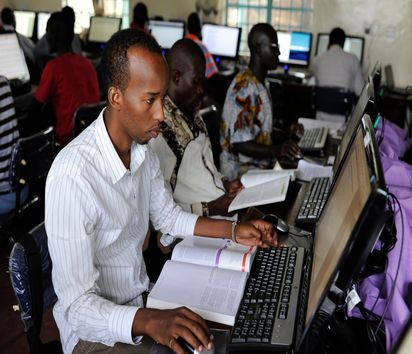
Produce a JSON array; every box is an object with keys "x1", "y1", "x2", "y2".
[
  {"x1": 37, "y1": 12, "x2": 51, "y2": 39},
  {"x1": 88, "y1": 17, "x2": 122, "y2": 43},
  {"x1": 201, "y1": 24, "x2": 240, "y2": 58},
  {"x1": 149, "y1": 20, "x2": 184, "y2": 49},
  {"x1": 277, "y1": 31, "x2": 311, "y2": 66},
  {"x1": 316, "y1": 34, "x2": 364, "y2": 63},
  {"x1": 14, "y1": 10, "x2": 36, "y2": 38}
]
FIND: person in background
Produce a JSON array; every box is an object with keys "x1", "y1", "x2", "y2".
[
  {"x1": 30, "y1": 12, "x2": 99, "y2": 147},
  {"x1": 45, "y1": 28, "x2": 277, "y2": 354},
  {"x1": 0, "y1": 76, "x2": 28, "y2": 215},
  {"x1": 220, "y1": 23, "x2": 302, "y2": 180},
  {"x1": 150, "y1": 38, "x2": 242, "y2": 221},
  {"x1": 34, "y1": 6, "x2": 82, "y2": 70},
  {"x1": 312, "y1": 27, "x2": 364, "y2": 121},
  {"x1": 0, "y1": 7, "x2": 35, "y2": 64},
  {"x1": 130, "y1": 2, "x2": 150, "y2": 34},
  {"x1": 185, "y1": 12, "x2": 218, "y2": 79}
]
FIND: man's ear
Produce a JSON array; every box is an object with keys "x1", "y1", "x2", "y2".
[
  {"x1": 107, "y1": 86, "x2": 122, "y2": 111},
  {"x1": 171, "y1": 69, "x2": 181, "y2": 85}
]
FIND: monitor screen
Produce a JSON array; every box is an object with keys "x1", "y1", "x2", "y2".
[
  {"x1": 14, "y1": 10, "x2": 36, "y2": 38},
  {"x1": 201, "y1": 24, "x2": 241, "y2": 59},
  {"x1": 148, "y1": 20, "x2": 184, "y2": 50},
  {"x1": 316, "y1": 33, "x2": 365, "y2": 64},
  {"x1": 88, "y1": 16, "x2": 122, "y2": 44},
  {"x1": 305, "y1": 114, "x2": 386, "y2": 329},
  {"x1": 36, "y1": 12, "x2": 51, "y2": 40},
  {"x1": 277, "y1": 31, "x2": 312, "y2": 67},
  {"x1": 333, "y1": 81, "x2": 375, "y2": 175},
  {"x1": 0, "y1": 33, "x2": 30, "y2": 83}
]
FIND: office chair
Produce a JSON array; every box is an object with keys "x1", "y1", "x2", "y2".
[
  {"x1": 9, "y1": 221, "x2": 62, "y2": 354},
  {"x1": 0, "y1": 127, "x2": 56, "y2": 243},
  {"x1": 72, "y1": 101, "x2": 106, "y2": 138},
  {"x1": 198, "y1": 104, "x2": 222, "y2": 169},
  {"x1": 313, "y1": 86, "x2": 355, "y2": 121}
]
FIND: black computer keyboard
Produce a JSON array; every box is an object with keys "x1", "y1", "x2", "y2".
[
  {"x1": 229, "y1": 247, "x2": 305, "y2": 351},
  {"x1": 298, "y1": 127, "x2": 329, "y2": 151},
  {"x1": 295, "y1": 177, "x2": 330, "y2": 225}
]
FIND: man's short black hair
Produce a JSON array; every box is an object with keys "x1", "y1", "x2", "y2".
[
  {"x1": 329, "y1": 27, "x2": 346, "y2": 46},
  {"x1": 133, "y1": 2, "x2": 148, "y2": 27},
  {"x1": 248, "y1": 23, "x2": 277, "y2": 52},
  {"x1": 101, "y1": 28, "x2": 162, "y2": 92},
  {"x1": 1, "y1": 7, "x2": 15, "y2": 26},
  {"x1": 187, "y1": 12, "x2": 201, "y2": 35},
  {"x1": 47, "y1": 11, "x2": 74, "y2": 47},
  {"x1": 62, "y1": 6, "x2": 75, "y2": 28}
]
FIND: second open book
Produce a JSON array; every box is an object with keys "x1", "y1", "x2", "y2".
[{"x1": 147, "y1": 236, "x2": 257, "y2": 325}]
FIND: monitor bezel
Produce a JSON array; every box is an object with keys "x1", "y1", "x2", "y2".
[
  {"x1": 148, "y1": 20, "x2": 185, "y2": 50},
  {"x1": 14, "y1": 9, "x2": 36, "y2": 39},
  {"x1": 315, "y1": 32, "x2": 365, "y2": 64},
  {"x1": 277, "y1": 30, "x2": 313, "y2": 68},
  {"x1": 297, "y1": 114, "x2": 387, "y2": 351},
  {"x1": 201, "y1": 23, "x2": 242, "y2": 61}
]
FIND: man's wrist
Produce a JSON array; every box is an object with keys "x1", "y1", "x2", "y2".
[{"x1": 201, "y1": 202, "x2": 209, "y2": 217}]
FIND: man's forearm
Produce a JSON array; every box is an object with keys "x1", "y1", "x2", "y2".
[{"x1": 233, "y1": 141, "x2": 275, "y2": 158}]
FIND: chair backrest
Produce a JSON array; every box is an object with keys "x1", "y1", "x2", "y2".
[
  {"x1": 313, "y1": 86, "x2": 355, "y2": 120},
  {"x1": 9, "y1": 222, "x2": 61, "y2": 354},
  {"x1": 72, "y1": 101, "x2": 106, "y2": 138},
  {"x1": 9, "y1": 126, "x2": 56, "y2": 211},
  {"x1": 198, "y1": 104, "x2": 221, "y2": 169}
]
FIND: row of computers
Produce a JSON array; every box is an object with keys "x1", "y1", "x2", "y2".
[
  {"x1": 229, "y1": 64, "x2": 390, "y2": 352},
  {"x1": 11, "y1": 9, "x2": 365, "y2": 66}
]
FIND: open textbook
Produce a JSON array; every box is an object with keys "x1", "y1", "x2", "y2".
[
  {"x1": 228, "y1": 169, "x2": 294, "y2": 212},
  {"x1": 147, "y1": 236, "x2": 257, "y2": 325}
]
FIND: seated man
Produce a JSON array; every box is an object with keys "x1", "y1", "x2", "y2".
[
  {"x1": 220, "y1": 23, "x2": 301, "y2": 180},
  {"x1": 150, "y1": 39, "x2": 241, "y2": 218},
  {"x1": 312, "y1": 27, "x2": 364, "y2": 122},
  {"x1": 30, "y1": 11, "x2": 99, "y2": 146},
  {"x1": 46, "y1": 28, "x2": 277, "y2": 354}
]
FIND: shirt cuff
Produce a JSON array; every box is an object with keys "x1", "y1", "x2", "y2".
[
  {"x1": 173, "y1": 212, "x2": 199, "y2": 237},
  {"x1": 191, "y1": 202, "x2": 203, "y2": 216},
  {"x1": 108, "y1": 305, "x2": 140, "y2": 344}
]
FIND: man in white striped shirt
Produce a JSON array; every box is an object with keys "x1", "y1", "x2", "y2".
[{"x1": 45, "y1": 29, "x2": 278, "y2": 354}]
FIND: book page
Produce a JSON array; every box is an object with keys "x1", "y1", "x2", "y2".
[
  {"x1": 240, "y1": 169, "x2": 295, "y2": 188},
  {"x1": 172, "y1": 236, "x2": 256, "y2": 272},
  {"x1": 228, "y1": 175, "x2": 290, "y2": 212},
  {"x1": 147, "y1": 260, "x2": 248, "y2": 325},
  {"x1": 295, "y1": 159, "x2": 333, "y2": 182}
]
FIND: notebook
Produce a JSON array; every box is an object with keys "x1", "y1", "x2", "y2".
[{"x1": 229, "y1": 115, "x2": 388, "y2": 352}]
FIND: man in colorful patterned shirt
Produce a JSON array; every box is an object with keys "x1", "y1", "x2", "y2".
[{"x1": 220, "y1": 23, "x2": 301, "y2": 179}]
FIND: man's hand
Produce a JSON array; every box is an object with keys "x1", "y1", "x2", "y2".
[
  {"x1": 272, "y1": 140, "x2": 301, "y2": 160},
  {"x1": 288, "y1": 122, "x2": 305, "y2": 138},
  {"x1": 235, "y1": 219, "x2": 278, "y2": 247},
  {"x1": 134, "y1": 307, "x2": 213, "y2": 354},
  {"x1": 223, "y1": 178, "x2": 243, "y2": 197}
]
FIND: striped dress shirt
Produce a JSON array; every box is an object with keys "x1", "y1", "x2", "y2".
[
  {"x1": 185, "y1": 33, "x2": 218, "y2": 78},
  {"x1": 0, "y1": 76, "x2": 19, "y2": 194},
  {"x1": 45, "y1": 110, "x2": 199, "y2": 354}
]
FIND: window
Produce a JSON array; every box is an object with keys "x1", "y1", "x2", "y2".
[
  {"x1": 62, "y1": 0, "x2": 129, "y2": 34},
  {"x1": 226, "y1": 0, "x2": 314, "y2": 55}
]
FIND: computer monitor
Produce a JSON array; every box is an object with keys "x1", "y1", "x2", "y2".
[
  {"x1": 369, "y1": 61, "x2": 382, "y2": 98},
  {"x1": 201, "y1": 24, "x2": 241, "y2": 61},
  {"x1": 277, "y1": 31, "x2": 312, "y2": 68},
  {"x1": 316, "y1": 33, "x2": 365, "y2": 64},
  {"x1": 149, "y1": 20, "x2": 185, "y2": 50},
  {"x1": 87, "y1": 16, "x2": 122, "y2": 49},
  {"x1": 36, "y1": 12, "x2": 51, "y2": 40},
  {"x1": 333, "y1": 81, "x2": 376, "y2": 176},
  {"x1": 0, "y1": 32, "x2": 30, "y2": 84},
  {"x1": 14, "y1": 10, "x2": 36, "y2": 38},
  {"x1": 299, "y1": 113, "x2": 387, "y2": 350}
]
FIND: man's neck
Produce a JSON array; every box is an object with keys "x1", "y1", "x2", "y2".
[{"x1": 248, "y1": 59, "x2": 267, "y2": 84}]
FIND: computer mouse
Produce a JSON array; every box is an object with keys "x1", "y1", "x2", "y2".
[
  {"x1": 176, "y1": 337, "x2": 215, "y2": 354},
  {"x1": 262, "y1": 214, "x2": 289, "y2": 233}
]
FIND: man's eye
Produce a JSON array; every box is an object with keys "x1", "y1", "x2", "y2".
[{"x1": 145, "y1": 98, "x2": 155, "y2": 105}]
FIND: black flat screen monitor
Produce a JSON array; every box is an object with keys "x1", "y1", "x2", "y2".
[
  {"x1": 148, "y1": 20, "x2": 185, "y2": 50},
  {"x1": 14, "y1": 10, "x2": 36, "y2": 38},
  {"x1": 0, "y1": 32, "x2": 30, "y2": 84},
  {"x1": 333, "y1": 81, "x2": 376, "y2": 176},
  {"x1": 316, "y1": 33, "x2": 365, "y2": 64},
  {"x1": 88, "y1": 16, "x2": 122, "y2": 49},
  {"x1": 299, "y1": 113, "x2": 387, "y2": 350},
  {"x1": 277, "y1": 31, "x2": 312, "y2": 68},
  {"x1": 36, "y1": 12, "x2": 51, "y2": 40},
  {"x1": 201, "y1": 24, "x2": 241, "y2": 60}
]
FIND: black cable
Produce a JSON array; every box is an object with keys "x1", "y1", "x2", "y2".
[{"x1": 373, "y1": 192, "x2": 404, "y2": 337}]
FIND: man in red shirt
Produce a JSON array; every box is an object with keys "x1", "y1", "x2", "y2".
[{"x1": 32, "y1": 11, "x2": 100, "y2": 146}]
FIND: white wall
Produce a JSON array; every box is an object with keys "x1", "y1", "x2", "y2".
[
  {"x1": 130, "y1": 0, "x2": 196, "y2": 22},
  {"x1": 313, "y1": 0, "x2": 412, "y2": 87}
]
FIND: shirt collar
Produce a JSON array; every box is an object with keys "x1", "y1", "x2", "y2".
[{"x1": 95, "y1": 109, "x2": 147, "y2": 184}]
